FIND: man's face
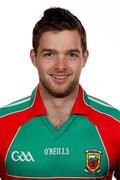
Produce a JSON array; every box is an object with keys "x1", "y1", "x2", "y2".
[{"x1": 30, "y1": 30, "x2": 88, "y2": 97}]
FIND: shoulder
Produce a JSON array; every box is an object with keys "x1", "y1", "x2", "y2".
[
  {"x1": 0, "y1": 96, "x2": 32, "y2": 118},
  {"x1": 84, "y1": 92, "x2": 120, "y2": 122},
  {"x1": 0, "y1": 86, "x2": 37, "y2": 118}
]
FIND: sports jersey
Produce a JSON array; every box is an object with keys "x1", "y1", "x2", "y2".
[{"x1": 0, "y1": 84, "x2": 120, "y2": 180}]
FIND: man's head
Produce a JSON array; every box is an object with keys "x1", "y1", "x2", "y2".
[
  {"x1": 30, "y1": 7, "x2": 89, "y2": 97},
  {"x1": 32, "y1": 7, "x2": 87, "y2": 55}
]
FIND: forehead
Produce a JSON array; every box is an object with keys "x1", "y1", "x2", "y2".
[{"x1": 38, "y1": 30, "x2": 82, "y2": 50}]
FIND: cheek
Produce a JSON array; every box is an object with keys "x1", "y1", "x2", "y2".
[
  {"x1": 70, "y1": 62, "x2": 82, "y2": 73},
  {"x1": 36, "y1": 62, "x2": 52, "y2": 73}
]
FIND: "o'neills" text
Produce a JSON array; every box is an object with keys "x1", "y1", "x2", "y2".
[{"x1": 44, "y1": 147, "x2": 69, "y2": 156}]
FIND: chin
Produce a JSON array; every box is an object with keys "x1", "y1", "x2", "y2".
[
  {"x1": 49, "y1": 91, "x2": 70, "y2": 98},
  {"x1": 40, "y1": 78, "x2": 78, "y2": 97},
  {"x1": 47, "y1": 84, "x2": 76, "y2": 97}
]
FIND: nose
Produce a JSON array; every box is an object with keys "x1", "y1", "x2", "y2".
[{"x1": 54, "y1": 55, "x2": 67, "y2": 71}]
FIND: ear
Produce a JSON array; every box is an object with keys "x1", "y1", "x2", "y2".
[
  {"x1": 82, "y1": 50, "x2": 89, "y2": 68},
  {"x1": 30, "y1": 49, "x2": 37, "y2": 67}
]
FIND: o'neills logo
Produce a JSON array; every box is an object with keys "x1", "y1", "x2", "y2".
[{"x1": 44, "y1": 147, "x2": 69, "y2": 156}]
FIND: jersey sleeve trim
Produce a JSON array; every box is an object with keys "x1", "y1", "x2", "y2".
[
  {"x1": 0, "y1": 87, "x2": 37, "y2": 117},
  {"x1": 83, "y1": 91, "x2": 120, "y2": 122}
]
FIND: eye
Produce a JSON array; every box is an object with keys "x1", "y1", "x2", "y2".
[
  {"x1": 68, "y1": 52, "x2": 78, "y2": 60},
  {"x1": 43, "y1": 52, "x2": 54, "y2": 58}
]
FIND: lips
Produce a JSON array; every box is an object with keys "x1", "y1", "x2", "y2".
[
  {"x1": 52, "y1": 75, "x2": 68, "y2": 79},
  {"x1": 50, "y1": 74, "x2": 71, "y2": 84}
]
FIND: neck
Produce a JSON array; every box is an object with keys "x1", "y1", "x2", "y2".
[{"x1": 39, "y1": 83, "x2": 80, "y2": 128}]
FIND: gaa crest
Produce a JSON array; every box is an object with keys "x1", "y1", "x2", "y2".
[{"x1": 84, "y1": 149, "x2": 102, "y2": 174}]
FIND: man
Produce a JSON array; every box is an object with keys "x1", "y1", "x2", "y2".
[{"x1": 0, "y1": 7, "x2": 120, "y2": 180}]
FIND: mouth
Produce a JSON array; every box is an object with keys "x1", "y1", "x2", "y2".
[{"x1": 50, "y1": 74, "x2": 71, "y2": 84}]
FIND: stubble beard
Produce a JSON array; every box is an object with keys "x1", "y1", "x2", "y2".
[{"x1": 39, "y1": 75, "x2": 79, "y2": 98}]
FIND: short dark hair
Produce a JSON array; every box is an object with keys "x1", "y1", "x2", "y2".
[{"x1": 32, "y1": 7, "x2": 87, "y2": 54}]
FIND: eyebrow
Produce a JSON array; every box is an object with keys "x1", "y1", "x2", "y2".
[
  {"x1": 68, "y1": 49, "x2": 81, "y2": 53},
  {"x1": 40, "y1": 49, "x2": 57, "y2": 53},
  {"x1": 40, "y1": 48, "x2": 81, "y2": 54}
]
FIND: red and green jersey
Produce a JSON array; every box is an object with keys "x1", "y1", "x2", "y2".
[{"x1": 0, "y1": 85, "x2": 120, "y2": 180}]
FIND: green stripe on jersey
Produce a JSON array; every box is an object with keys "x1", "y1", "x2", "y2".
[
  {"x1": 88, "y1": 95, "x2": 112, "y2": 107},
  {"x1": 0, "y1": 88, "x2": 36, "y2": 117},
  {"x1": 84, "y1": 91, "x2": 120, "y2": 121},
  {"x1": 4, "y1": 96, "x2": 31, "y2": 107}
]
